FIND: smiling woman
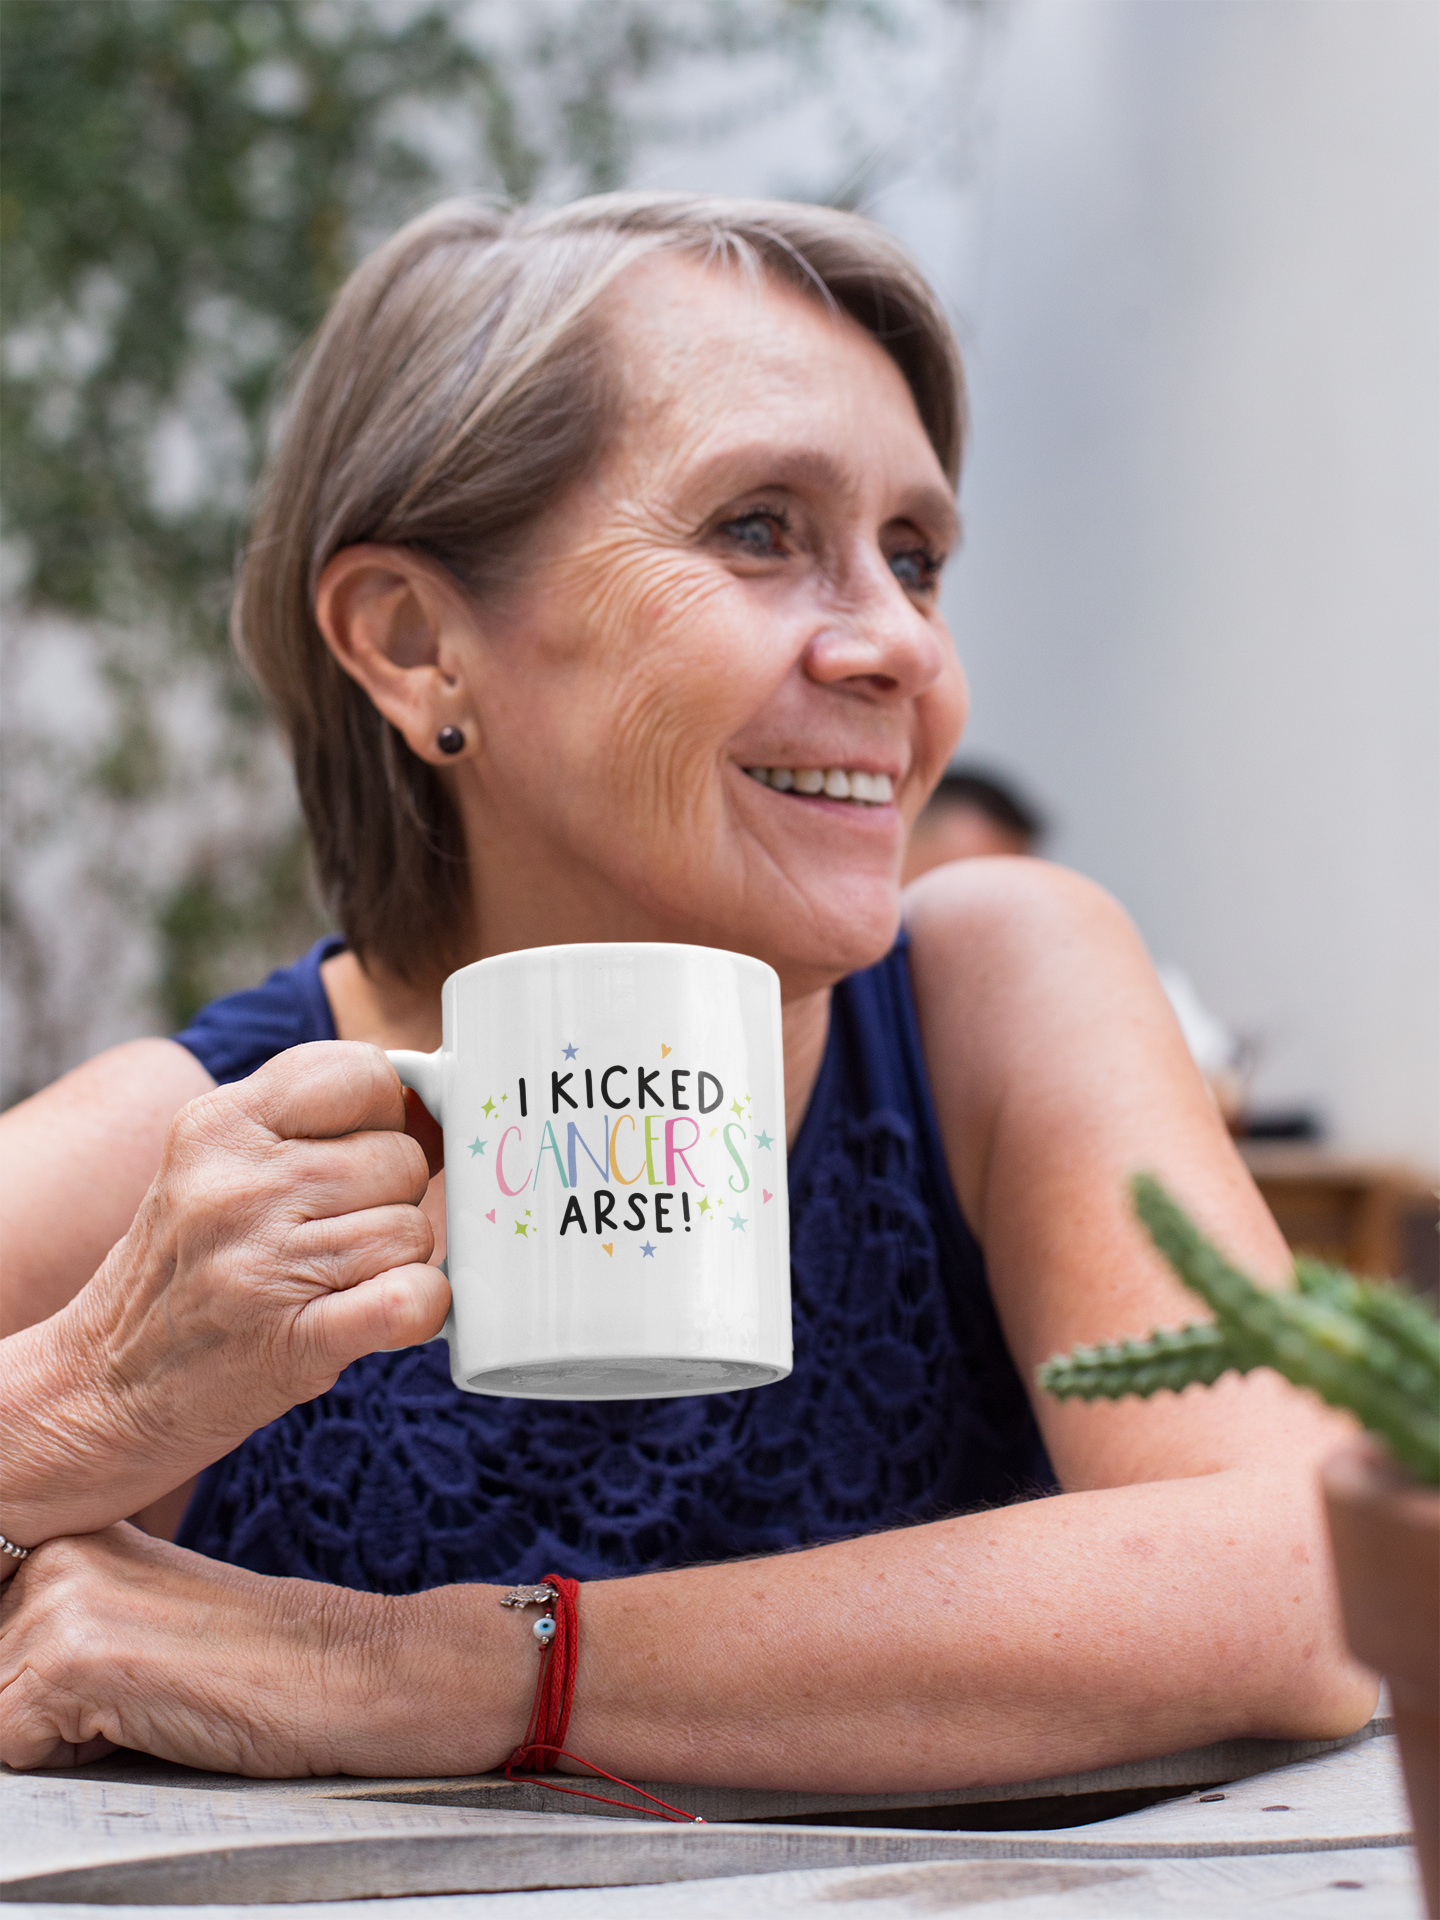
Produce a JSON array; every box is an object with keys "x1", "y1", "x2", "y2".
[
  {"x1": 305, "y1": 252, "x2": 962, "y2": 1002},
  {"x1": 0, "y1": 193, "x2": 1375, "y2": 1788}
]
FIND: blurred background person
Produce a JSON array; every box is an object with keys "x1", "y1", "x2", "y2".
[{"x1": 902, "y1": 765, "x2": 1045, "y2": 881}]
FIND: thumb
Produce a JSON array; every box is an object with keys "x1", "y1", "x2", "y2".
[{"x1": 303, "y1": 1262, "x2": 452, "y2": 1369}]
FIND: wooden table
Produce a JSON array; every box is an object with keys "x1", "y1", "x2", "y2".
[{"x1": 3, "y1": 1712, "x2": 1424, "y2": 1916}]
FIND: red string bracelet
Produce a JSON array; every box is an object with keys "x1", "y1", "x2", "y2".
[{"x1": 501, "y1": 1575, "x2": 702, "y2": 1824}]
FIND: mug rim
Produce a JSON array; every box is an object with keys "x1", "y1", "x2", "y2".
[{"x1": 444, "y1": 941, "x2": 779, "y2": 991}]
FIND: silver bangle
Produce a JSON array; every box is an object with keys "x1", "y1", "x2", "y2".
[{"x1": 0, "y1": 1532, "x2": 32, "y2": 1561}]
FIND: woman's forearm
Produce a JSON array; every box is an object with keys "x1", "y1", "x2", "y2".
[
  {"x1": 262, "y1": 1462, "x2": 1372, "y2": 1789},
  {"x1": 1, "y1": 1464, "x2": 1376, "y2": 1781},
  {"x1": 529, "y1": 1469, "x2": 1376, "y2": 1792},
  {"x1": 255, "y1": 1462, "x2": 1370, "y2": 1788}
]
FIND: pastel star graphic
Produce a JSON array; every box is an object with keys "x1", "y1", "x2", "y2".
[
  {"x1": 755, "y1": 1129, "x2": 774, "y2": 1150},
  {"x1": 500, "y1": 1092, "x2": 508, "y2": 1102},
  {"x1": 481, "y1": 1098, "x2": 496, "y2": 1118},
  {"x1": 729, "y1": 1212, "x2": 747, "y2": 1231},
  {"x1": 640, "y1": 1240, "x2": 656, "y2": 1258},
  {"x1": 468, "y1": 1137, "x2": 487, "y2": 1157},
  {"x1": 562, "y1": 1042, "x2": 578, "y2": 1060},
  {"x1": 730, "y1": 1099, "x2": 744, "y2": 1119},
  {"x1": 698, "y1": 1197, "x2": 712, "y2": 1215},
  {"x1": 513, "y1": 1221, "x2": 529, "y2": 1236}
]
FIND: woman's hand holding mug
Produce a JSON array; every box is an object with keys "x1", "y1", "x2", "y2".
[
  {"x1": 2, "y1": 943, "x2": 788, "y2": 1560},
  {"x1": 2, "y1": 1043, "x2": 449, "y2": 1548}
]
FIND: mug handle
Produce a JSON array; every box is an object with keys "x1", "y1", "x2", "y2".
[
  {"x1": 387, "y1": 1048, "x2": 445, "y2": 1127},
  {"x1": 388, "y1": 1052, "x2": 455, "y2": 1352}
]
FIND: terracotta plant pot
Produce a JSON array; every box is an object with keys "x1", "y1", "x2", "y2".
[{"x1": 1323, "y1": 1439, "x2": 1439, "y2": 1918}]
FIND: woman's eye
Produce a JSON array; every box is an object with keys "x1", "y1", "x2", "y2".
[
  {"x1": 720, "y1": 510, "x2": 788, "y2": 557},
  {"x1": 889, "y1": 547, "x2": 941, "y2": 593}
]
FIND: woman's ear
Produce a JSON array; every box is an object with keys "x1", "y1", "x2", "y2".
[{"x1": 314, "y1": 546, "x2": 478, "y2": 763}]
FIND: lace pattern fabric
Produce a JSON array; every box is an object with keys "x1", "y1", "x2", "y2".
[{"x1": 176, "y1": 939, "x2": 1053, "y2": 1589}]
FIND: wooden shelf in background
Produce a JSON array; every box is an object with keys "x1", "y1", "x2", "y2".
[{"x1": 1238, "y1": 1146, "x2": 1438, "y2": 1295}]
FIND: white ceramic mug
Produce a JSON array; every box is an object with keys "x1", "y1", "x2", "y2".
[{"x1": 387, "y1": 942, "x2": 791, "y2": 1401}]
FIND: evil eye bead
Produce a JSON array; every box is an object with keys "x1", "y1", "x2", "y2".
[{"x1": 534, "y1": 1615, "x2": 556, "y2": 1644}]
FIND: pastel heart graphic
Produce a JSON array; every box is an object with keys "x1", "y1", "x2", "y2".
[
  {"x1": 485, "y1": 1209, "x2": 496, "y2": 1223},
  {"x1": 660, "y1": 1042, "x2": 672, "y2": 1058},
  {"x1": 602, "y1": 1241, "x2": 614, "y2": 1257},
  {"x1": 762, "y1": 1189, "x2": 773, "y2": 1204}
]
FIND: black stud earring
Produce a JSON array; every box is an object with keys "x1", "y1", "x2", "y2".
[{"x1": 436, "y1": 726, "x2": 465, "y2": 756}]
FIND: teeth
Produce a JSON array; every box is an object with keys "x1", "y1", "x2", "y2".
[{"x1": 743, "y1": 766, "x2": 895, "y2": 804}]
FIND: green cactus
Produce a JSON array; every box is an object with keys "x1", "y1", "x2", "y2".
[{"x1": 1038, "y1": 1174, "x2": 1440, "y2": 1487}]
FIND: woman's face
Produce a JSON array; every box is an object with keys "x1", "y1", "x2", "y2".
[{"x1": 458, "y1": 253, "x2": 968, "y2": 994}]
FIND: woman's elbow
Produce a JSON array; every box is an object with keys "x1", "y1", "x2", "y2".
[{"x1": 1247, "y1": 1632, "x2": 1380, "y2": 1744}]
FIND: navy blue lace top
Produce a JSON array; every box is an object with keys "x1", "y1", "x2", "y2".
[{"x1": 173, "y1": 935, "x2": 1053, "y2": 1592}]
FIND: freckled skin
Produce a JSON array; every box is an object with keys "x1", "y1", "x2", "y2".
[{"x1": 445, "y1": 256, "x2": 967, "y2": 996}]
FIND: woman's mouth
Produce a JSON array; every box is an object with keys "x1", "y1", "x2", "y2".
[{"x1": 744, "y1": 765, "x2": 895, "y2": 805}]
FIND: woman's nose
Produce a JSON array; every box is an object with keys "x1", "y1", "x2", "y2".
[{"x1": 801, "y1": 561, "x2": 950, "y2": 702}]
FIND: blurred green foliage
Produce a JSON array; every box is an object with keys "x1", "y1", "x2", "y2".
[
  {"x1": 1, "y1": 0, "x2": 958, "y2": 1050},
  {"x1": 2, "y1": 0, "x2": 497, "y2": 642}
]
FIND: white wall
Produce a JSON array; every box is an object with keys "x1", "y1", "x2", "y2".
[{"x1": 947, "y1": 0, "x2": 1439, "y2": 1161}]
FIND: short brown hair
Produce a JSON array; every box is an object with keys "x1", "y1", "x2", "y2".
[{"x1": 235, "y1": 192, "x2": 967, "y2": 981}]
